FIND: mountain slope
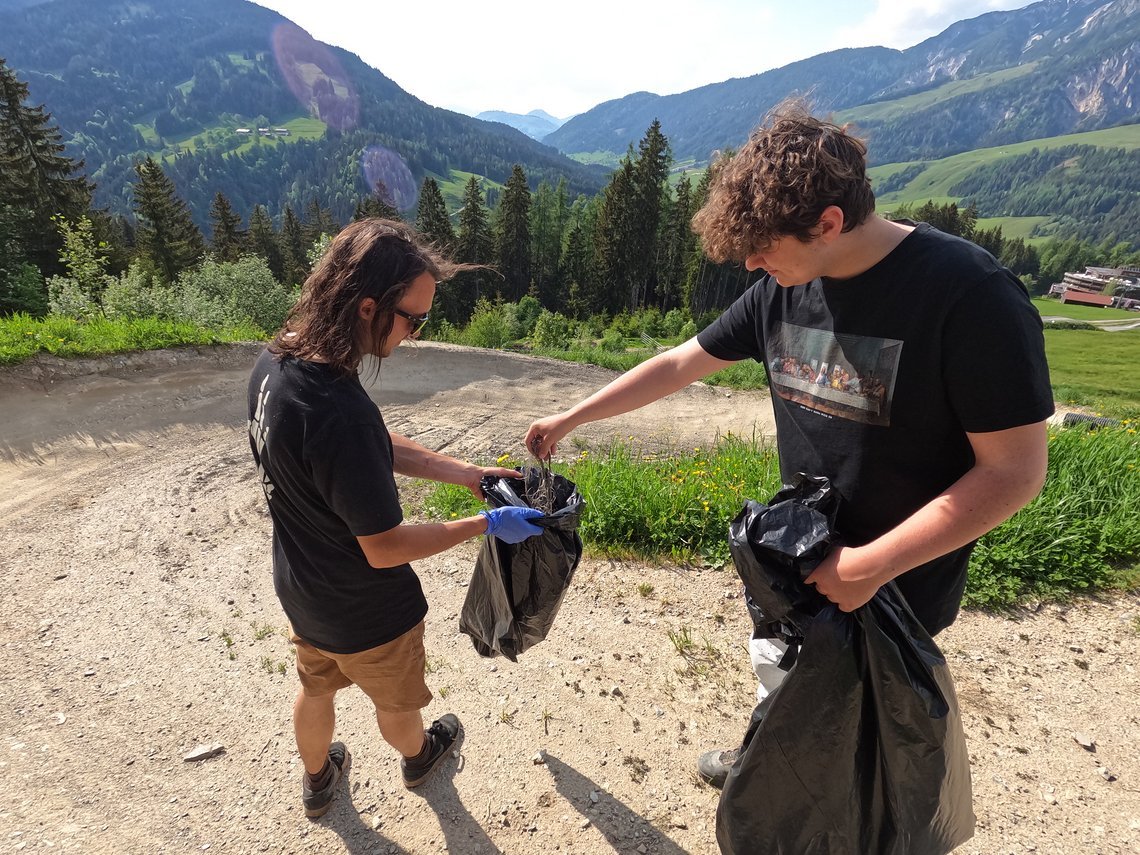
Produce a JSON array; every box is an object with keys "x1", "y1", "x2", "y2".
[
  {"x1": 545, "y1": 0, "x2": 1140, "y2": 166},
  {"x1": 475, "y1": 109, "x2": 565, "y2": 141},
  {"x1": 0, "y1": 0, "x2": 606, "y2": 226}
]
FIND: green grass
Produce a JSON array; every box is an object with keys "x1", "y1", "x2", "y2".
[
  {"x1": 532, "y1": 346, "x2": 769, "y2": 391},
  {"x1": 835, "y1": 65, "x2": 1039, "y2": 125},
  {"x1": 423, "y1": 426, "x2": 1140, "y2": 608},
  {"x1": 870, "y1": 124, "x2": 1140, "y2": 212},
  {"x1": 1044, "y1": 328, "x2": 1140, "y2": 417},
  {"x1": 432, "y1": 170, "x2": 506, "y2": 217},
  {"x1": 974, "y1": 216, "x2": 1052, "y2": 243},
  {"x1": 1032, "y1": 297, "x2": 1138, "y2": 321},
  {"x1": 0, "y1": 313, "x2": 263, "y2": 364}
]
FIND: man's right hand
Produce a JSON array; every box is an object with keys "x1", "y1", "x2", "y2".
[
  {"x1": 480, "y1": 507, "x2": 544, "y2": 544},
  {"x1": 526, "y1": 415, "x2": 569, "y2": 461}
]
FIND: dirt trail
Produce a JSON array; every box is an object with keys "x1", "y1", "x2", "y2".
[{"x1": 0, "y1": 342, "x2": 1137, "y2": 855}]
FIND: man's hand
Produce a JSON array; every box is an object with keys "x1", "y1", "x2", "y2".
[
  {"x1": 526, "y1": 415, "x2": 571, "y2": 461},
  {"x1": 462, "y1": 465, "x2": 523, "y2": 500},
  {"x1": 804, "y1": 545, "x2": 886, "y2": 613}
]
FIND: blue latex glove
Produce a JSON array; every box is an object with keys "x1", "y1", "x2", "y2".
[{"x1": 480, "y1": 507, "x2": 544, "y2": 544}]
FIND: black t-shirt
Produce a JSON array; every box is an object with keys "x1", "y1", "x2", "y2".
[
  {"x1": 247, "y1": 348, "x2": 427, "y2": 653},
  {"x1": 698, "y1": 223, "x2": 1053, "y2": 634}
]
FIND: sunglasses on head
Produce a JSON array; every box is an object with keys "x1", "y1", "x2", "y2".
[{"x1": 393, "y1": 307, "x2": 430, "y2": 335}]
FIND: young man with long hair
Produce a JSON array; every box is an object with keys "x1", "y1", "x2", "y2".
[{"x1": 249, "y1": 218, "x2": 543, "y2": 817}]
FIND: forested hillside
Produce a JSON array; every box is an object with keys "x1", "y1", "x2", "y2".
[
  {"x1": 546, "y1": 0, "x2": 1140, "y2": 167},
  {"x1": 0, "y1": 0, "x2": 606, "y2": 226}
]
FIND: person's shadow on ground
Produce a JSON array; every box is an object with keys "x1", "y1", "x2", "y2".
[
  {"x1": 543, "y1": 754, "x2": 691, "y2": 855},
  {"x1": 322, "y1": 736, "x2": 500, "y2": 855}
]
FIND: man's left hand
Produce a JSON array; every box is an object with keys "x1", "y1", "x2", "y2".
[{"x1": 804, "y1": 545, "x2": 885, "y2": 612}]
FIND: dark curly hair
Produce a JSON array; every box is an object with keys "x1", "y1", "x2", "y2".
[
  {"x1": 692, "y1": 100, "x2": 875, "y2": 263},
  {"x1": 271, "y1": 218, "x2": 462, "y2": 375}
]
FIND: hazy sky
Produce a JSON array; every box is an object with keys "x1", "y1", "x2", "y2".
[{"x1": 252, "y1": 0, "x2": 1036, "y2": 118}]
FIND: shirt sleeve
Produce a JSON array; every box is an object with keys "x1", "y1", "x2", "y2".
[
  {"x1": 697, "y1": 279, "x2": 767, "y2": 362},
  {"x1": 307, "y1": 421, "x2": 404, "y2": 537},
  {"x1": 941, "y1": 270, "x2": 1055, "y2": 433}
]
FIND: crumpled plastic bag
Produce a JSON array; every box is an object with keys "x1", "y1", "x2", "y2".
[
  {"x1": 458, "y1": 467, "x2": 584, "y2": 662},
  {"x1": 717, "y1": 473, "x2": 975, "y2": 855}
]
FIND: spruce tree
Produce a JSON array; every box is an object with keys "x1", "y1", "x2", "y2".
[
  {"x1": 248, "y1": 205, "x2": 284, "y2": 282},
  {"x1": 414, "y1": 177, "x2": 454, "y2": 251},
  {"x1": 0, "y1": 58, "x2": 90, "y2": 275},
  {"x1": 444, "y1": 175, "x2": 494, "y2": 323},
  {"x1": 656, "y1": 173, "x2": 693, "y2": 311},
  {"x1": 302, "y1": 200, "x2": 339, "y2": 247},
  {"x1": 279, "y1": 205, "x2": 310, "y2": 287},
  {"x1": 495, "y1": 164, "x2": 531, "y2": 302},
  {"x1": 630, "y1": 119, "x2": 671, "y2": 309},
  {"x1": 208, "y1": 191, "x2": 245, "y2": 263},
  {"x1": 131, "y1": 157, "x2": 204, "y2": 284},
  {"x1": 593, "y1": 155, "x2": 637, "y2": 315},
  {"x1": 354, "y1": 182, "x2": 400, "y2": 221}
]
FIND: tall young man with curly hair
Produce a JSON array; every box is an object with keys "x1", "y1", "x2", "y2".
[
  {"x1": 249, "y1": 218, "x2": 544, "y2": 818},
  {"x1": 526, "y1": 102, "x2": 1053, "y2": 785}
]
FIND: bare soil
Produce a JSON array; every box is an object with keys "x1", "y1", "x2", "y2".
[{"x1": 1, "y1": 341, "x2": 1137, "y2": 855}]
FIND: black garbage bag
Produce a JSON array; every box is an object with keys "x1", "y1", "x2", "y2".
[
  {"x1": 717, "y1": 475, "x2": 975, "y2": 855},
  {"x1": 459, "y1": 467, "x2": 584, "y2": 662}
]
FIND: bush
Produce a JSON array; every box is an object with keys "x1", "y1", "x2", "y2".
[
  {"x1": 662, "y1": 307, "x2": 691, "y2": 338},
  {"x1": 177, "y1": 256, "x2": 293, "y2": 334},
  {"x1": 47, "y1": 276, "x2": 99, "y2": 320},
  {"x1": 462, "y1": 299, "x2": 511, "y2": 349},
  {"x1": 599, "y1": 328, "x2": 626, "y2": 352},
  {"x1": 532, "y1": 310, "x2": 575, "y2": 350},
  {"x1": 101, "y1": 264, "x2": 166, "y2": 320},
  {"x1": 514, "y1": 295, "x2": 543, "y2": 338},
  {"x1": 678, "y1": 320, "x2": 697, "y2": 339},
  {"x1": 0, "y1": 263, "x2": 48, "y2": 317}
]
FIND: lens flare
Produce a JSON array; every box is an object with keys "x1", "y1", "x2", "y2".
[
  {"x1": 360, "y1": 145, "x2": 417, "y2": 212},
  {"x1": 271, "y1": 22, "x2": 358, "y2": 132}
]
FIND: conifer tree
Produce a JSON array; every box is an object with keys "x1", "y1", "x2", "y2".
[
  {"x1": 630, "y1": 119, "x2": 671, "y2": 308},
  {"x1": 561, "y1": 220, "x2": 596, "y2": 319},
  {"x1": 414, "y1": 177, "x2": 454, "y2": 251},
  {"x1": 495, "y1": 164, "x2": 531, "y2": 302},
  {"x1": 444, "y1": 175, "x2": 494, "y2": 323},
  {"x1": 247, "y1": 204, "x2": 284, "y2": 282},
  {"x1": 279, "y1": 205, "x2": 310, "y2": 287},
  {"x1": 593, "y1": 155, "x2": 637, "y2": 315},
  {"x1": 302, "y1": 200, "x2": 339, "y2": 247},
  {"x1": 131, "y1": 157, "x2": 204, "y2": 283},
  {"x1": 0, "y1": 58, "x2": 90, "y2": 275},
  {"x1": 354, "y1": 182, "x2": 400, "y2": 221},
  {"x1": 208, "y1": 191, "x2": 245, "y2": 263},
  {"x1": 656, "y1": 172, "x2": 693, "y2": 311}
]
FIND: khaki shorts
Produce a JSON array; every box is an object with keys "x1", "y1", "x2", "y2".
[{"x1": 290, "y1": 621, "x2": 433, "y2": 713}]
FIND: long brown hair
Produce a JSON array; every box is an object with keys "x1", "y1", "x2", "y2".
[{"x1": 272, "y1": 218, "x2": 459, "y2": 375}]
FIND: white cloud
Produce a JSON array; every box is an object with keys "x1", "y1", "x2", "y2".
[{"x1": 834, "y1": 0, "x2": 1035, "y2": 51}]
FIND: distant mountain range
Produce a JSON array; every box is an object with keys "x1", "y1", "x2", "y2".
[
  {"x1": 0, "y1": 0, "x2": 606, "y2": 226},
  {"x1": 475, "y1": 109, "x2": 567, "y2": 141},
  {"x1": 545, "y1": 0, "x2": 1140, "y2": 167}
]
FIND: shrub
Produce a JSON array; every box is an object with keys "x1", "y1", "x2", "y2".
[
  {"x1": 514, "y1": 295, "x2": 543, "y2": 338},
  {"x1": 662, "y1": 307, "x2": 691, "y2": 338},
  {"x1": 100, "y1": 264, "x2": 166, "y2": 320},
  {"x1": 532, "y1": 310, "x2": 575, "y2": 350},
  {"x1": 679, "y1": 320, "x2": 698, "y2": 339},
  {"x1": 177, "y1": 256, "x2": 293, "y2": 334},
  {"x1": 47, "y1": 276, "x2": 99, "y2": 320},
  {"x1": 0, "y1": 263, "x2": 48, "y2": 317},
  {"x1": 462, "y1": 298, "x2": 511, "y2": 349},
  {"x1": 599, "y1": 328, "x2": 626, "y2": 352}
]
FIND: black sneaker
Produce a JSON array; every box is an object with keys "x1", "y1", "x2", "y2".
[
  {"x1": 697, "y1": 747, "x2": 739, "y2": 789},
  {"x1": 401, "y1": 714, "x2": 461, "y2": 788},
  {"x1": 302, "y1": 742, "x2": 347, "y2": 818}
]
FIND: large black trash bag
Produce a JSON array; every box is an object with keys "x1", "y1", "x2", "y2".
[
  {"x1": 717, "y1": 475, "x2": 975, "y2": 855},
  {"x1": 458, "y1": 467, "x2": 584, "y2": 662}
]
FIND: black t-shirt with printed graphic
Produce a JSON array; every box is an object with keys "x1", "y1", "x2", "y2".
[
  {"x1": 698, "y1": 223, "x2": 1053, "y2": 635},
  {"x1": 247, "y1": 348, "x2": 427, "y2": 654}
]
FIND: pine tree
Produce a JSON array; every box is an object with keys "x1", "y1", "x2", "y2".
[
  {"x1": 414, "y1": 177, "x2": 454, "y2": 251},
  {"x1": 0, "y1": 58, "x2": 90, "y2": 275},
  {"x1": 131, "y1": 157, "x2": 204, "y2": 283},
  {"x1": 593, "y1": 155, "x2": 637, "y2": 315},
  {"x1": 630, "y1": 119, "x2": 671, "y2": 309},
  {"x1": 561, "y1": 220, "x2": 595, "y2": 319},
  {"x1": 279, "y1": 205, "x2": 309, "y2": 287},
  {"x1": 656, "y1": 173, "x2": 693, "y2": 311},
  {"x1": 248, "y1": 205, "x2": 284, "y2": 282},
  {"x1": 302, "y1": 200, "x2": 339, "y2": 247},
  {"x1": 444, "y1": 175, "x2": 494, "y2": 323},
  {"x1": 495, "y1": 164, "x2": 531, "y2": 302},
  {"x1": 208, "y1": 191, "x2": 245, "y2": 263},
  {"x1": 354, "y1": 181, "x2": 400, "y2": 221}
]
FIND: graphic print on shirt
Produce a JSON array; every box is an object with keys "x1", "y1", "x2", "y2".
[
  {"x1": 766, "y1": 322, "x2": 902, "y2": 427},
  {"x1": 249, "y1": 373, "x2": 275, "y2": 500}
]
